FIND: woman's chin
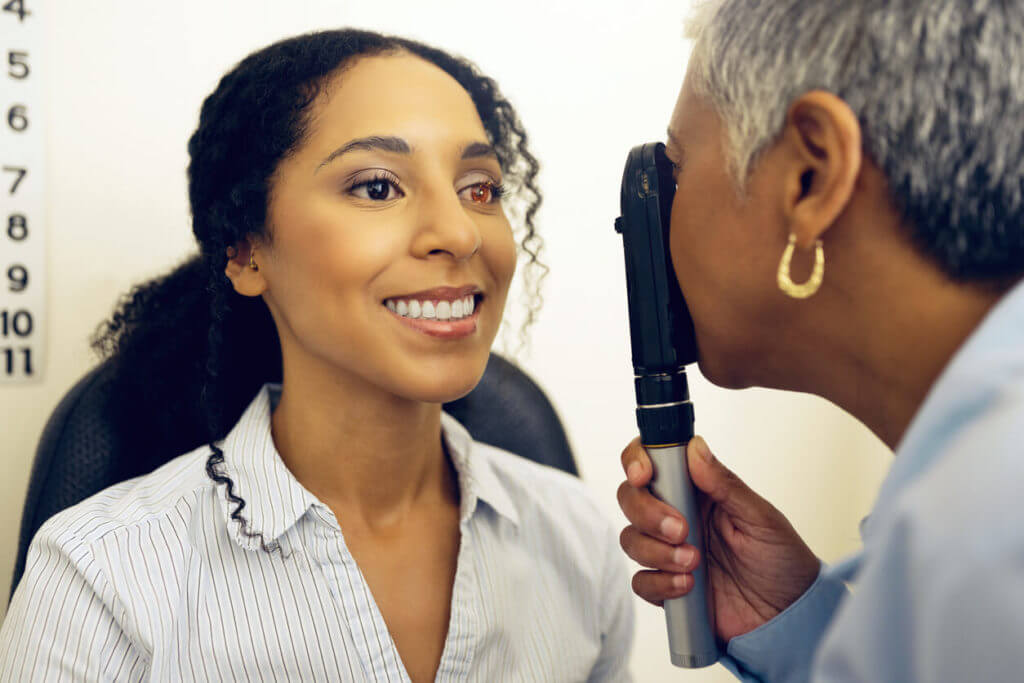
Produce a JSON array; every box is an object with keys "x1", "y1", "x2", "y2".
[{"x1": 392, "y1": 366, "x2": 488, "y2": 405}]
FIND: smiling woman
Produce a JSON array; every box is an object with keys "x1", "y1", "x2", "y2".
[{"x1": 0, "y1": 30, "x2": 633, "y2": 682}]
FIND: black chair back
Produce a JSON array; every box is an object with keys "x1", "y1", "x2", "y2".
[{"x1": 11, "y1": 353, "x2": 574, "y2": 599}]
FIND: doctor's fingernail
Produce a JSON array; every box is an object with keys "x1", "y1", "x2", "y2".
[
  {"x1": 660, "y1": 517, "x2": 684, "y2": 541},
  {"x1": 626, "y1": 462, "x2": 642, "y2": 484},
  {"x1": 672, "y1": 574, "x2": 691, "y2": 590},
  {"x1": 674, "y1": 548, "x2": 694, "y2": 567}
]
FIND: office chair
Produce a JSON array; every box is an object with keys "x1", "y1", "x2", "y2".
[{"x1": 10, "y1": 353, "x2": 575, "y2": 599}]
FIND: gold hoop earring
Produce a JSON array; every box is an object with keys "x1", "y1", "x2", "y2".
[
  {"x1": 777, "y1": 234, "x2": 824, "y2": 299},
  {"x1": 248, "y1": 250, "x2": 258, "y2": 272}
]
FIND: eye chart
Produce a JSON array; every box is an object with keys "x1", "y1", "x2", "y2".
[{"x1": 1, "y1": 0, "x2": 45, "y2": 382}]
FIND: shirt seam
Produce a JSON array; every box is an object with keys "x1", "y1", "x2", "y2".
[
  {"x1": 78, "y1": 484, "x2": 212, "y2": 547},
  {"x1": 81, "y1": 532, "x2": 154, "y2": 669}
]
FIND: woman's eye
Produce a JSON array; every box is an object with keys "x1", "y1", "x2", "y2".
[
  {"x1": 459, "y1": 182, "x2": 504, "y2": 205},
  {"x1": 350, "y1": 175, "x2": 402, "y2": 201}
]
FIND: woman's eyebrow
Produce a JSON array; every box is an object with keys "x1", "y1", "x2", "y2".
[
  {"x1": 316, "y1": 135, "x2": 411, "y2": 172},
  {"x1": 461, "y1": 141, "x2": 497, "y2": 160}
]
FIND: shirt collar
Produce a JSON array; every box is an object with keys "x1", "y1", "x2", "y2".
[
  {"x1": 218, "y1": 385, "x2": 319, "y2": 551},
  {"x1": 863, "y1": 278, "x2": 1024, "y2": 539},
  {"x1": 442, "y1": 411, "x2": 520, "y2": 526},
  {"x1": 217, "y1": 386, "x2": 521, "y2": 551}
]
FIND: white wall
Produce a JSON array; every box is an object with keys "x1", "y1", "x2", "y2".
[{"x1": 0, "y1": 1, "x2": 892, "y2": 680}]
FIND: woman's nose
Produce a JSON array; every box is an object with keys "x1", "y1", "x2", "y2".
[{"x1": 411, "y1": 188, "x2": 482, "y2": 261}]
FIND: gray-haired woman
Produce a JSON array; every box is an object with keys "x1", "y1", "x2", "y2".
[{"x1": 618, "y1": 1, "x2": 1024, "y2": 680}]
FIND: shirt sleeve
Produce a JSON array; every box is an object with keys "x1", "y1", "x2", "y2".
[
  {"x1": 587, "y1": 520, "x2": 636, "y2": 682},
  {"x1": 0, "y1": 521, "x2": 148, "y2": 681},
  {"x1": 812, "y1": 514, "x2": 1024, "y2": 682},
  {"x1": 719, "y1": 562, "x2": 848, "y2": 682}
]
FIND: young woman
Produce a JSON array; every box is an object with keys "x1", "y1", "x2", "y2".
[{"x1": 0, "y1": 30, "x2": 632, "y2": 681}]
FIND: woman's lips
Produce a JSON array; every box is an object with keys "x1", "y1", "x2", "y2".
[
  {"x1": 387, "y1": 285, "x2": 480, "y2": 302},
  {"x1": 386, "y1": 302, "x2": 480, "y2": 339},
  {"x1": 382, "y1": 285, "x2": 483, "y2": 339},
  {"x1": 383, "y1": 293, "x2": 481, "y2": 339}
]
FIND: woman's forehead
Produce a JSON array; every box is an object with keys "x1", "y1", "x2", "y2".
[{"x1": 305, "y1": 54, "x2": 486, "y2": 150}]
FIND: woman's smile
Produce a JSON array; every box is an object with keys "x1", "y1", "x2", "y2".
[{"x1": 384, "y1": 285, "x2": 483, "y2": 339}]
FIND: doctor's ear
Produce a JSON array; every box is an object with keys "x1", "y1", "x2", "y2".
[
  {"x1": 780, "y1": 90, "x2": 862, "y2": 249},
  {"x1": 224, "y1": 239, "x2": 267, "y2": 297}
]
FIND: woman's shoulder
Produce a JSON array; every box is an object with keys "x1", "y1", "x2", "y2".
[
  {"x1": 468, "y1": 439, "x2": 615, "y2": 543},
  {"x1": 474, "y1": 439, "x2": 590, "y2": 496},
  {"x1": 8, "y1": 445, "x2": 221, "y2": 672},
  {"x1": 33, "y1": 443, "x2": 217, "y2": 549},
  {"x1": 468, "y1": 439, "x2": 634, "y2": 638}
]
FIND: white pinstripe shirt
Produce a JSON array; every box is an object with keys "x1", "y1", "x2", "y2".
[{"x1": 0, "y1": 386, "x2": 634, "y2": 682}]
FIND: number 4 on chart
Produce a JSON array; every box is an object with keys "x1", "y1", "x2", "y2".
[{"x1": 2, "y1": 0, "x2": 31, "y2": 22}]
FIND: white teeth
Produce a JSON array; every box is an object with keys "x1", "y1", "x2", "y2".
[{"x1": 385, "y1": 295, "x2": 478, "y2": 321}]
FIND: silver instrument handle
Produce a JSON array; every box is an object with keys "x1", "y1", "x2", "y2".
[{"x1": 648, "y1": 444, "x2": 719, "y2": 668}]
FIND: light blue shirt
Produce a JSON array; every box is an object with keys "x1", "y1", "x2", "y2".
[
  {"x1": 0, "y1": 385, "x2": 634, "y2": 681},
  {"x1": 723, "y1": 280, "x2": 1024, "y2": 682}
]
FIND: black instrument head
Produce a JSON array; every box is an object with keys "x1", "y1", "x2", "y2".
[{"x1": 615, "y1": 142, "x2": 698, "y2": 374}]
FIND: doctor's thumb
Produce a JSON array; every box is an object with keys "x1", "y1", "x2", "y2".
[{"x1": 686, "y1": 436, "x2": 766, "y2": 520}]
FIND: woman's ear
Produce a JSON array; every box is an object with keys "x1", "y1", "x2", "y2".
[
  {"x1": 224, "y1": 238, "x2": 267, "y2": 297},
  {"x1": 780, "y1": 91, "x2": 862, "y2": 248}
]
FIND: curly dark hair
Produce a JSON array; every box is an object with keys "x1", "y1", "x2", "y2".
[{"x1": 92, "y1": 29, "x2": 545, "y2": 548}]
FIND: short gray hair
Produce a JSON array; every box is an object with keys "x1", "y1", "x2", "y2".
[{"x1": 686, "y1": 0, "x2": 1024, "y2": 284}]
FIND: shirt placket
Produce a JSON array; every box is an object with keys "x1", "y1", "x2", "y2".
[
  {"x1": 307, "y1": 506, "x2": 410, "y2": 683},
  {"x1": 434, "y1": 518, "x2": 481, "y2": 682}
]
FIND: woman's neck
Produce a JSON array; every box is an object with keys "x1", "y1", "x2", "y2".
[{"x1": 269, "y1": 357, "x2": 458, "y2": 531}]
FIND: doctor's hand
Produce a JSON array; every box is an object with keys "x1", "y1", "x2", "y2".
[{"x1": 617, "y1": 436, "x2": 820, "y2": 642}]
